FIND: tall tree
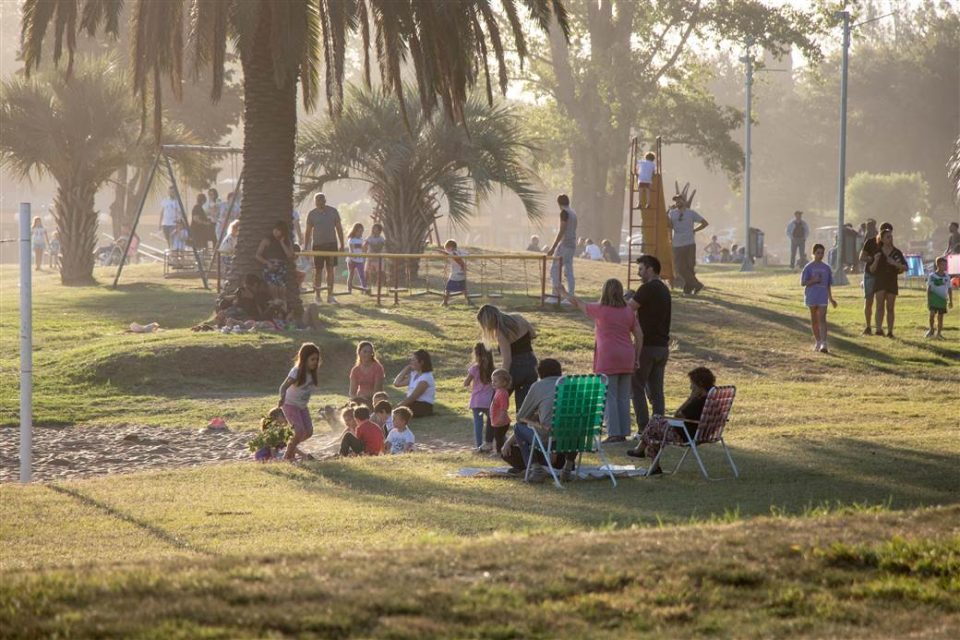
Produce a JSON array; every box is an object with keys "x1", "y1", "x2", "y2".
[
  {"x1": 299, "y1": 87, "x2": 541, "y2": 255},
  {"x1": 521, "y1": 0, "x2": 823, "y2": 243},
  {"x1": 20, "y1": 0, "x2": 568, "y2": 305},
  {"x1": 0, "y1": 57, "x2": 201, "y2": 285}
]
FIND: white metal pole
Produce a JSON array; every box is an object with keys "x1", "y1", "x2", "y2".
[
  {"x1": 833, "y1": 11, "x2": 850, "y2": 285},
  {"x1": 19, "y1": 202, "x2": 32, "y2": 483},
  {"x1": 740, "y1": 43, "x2": 754, "y2": 273}
]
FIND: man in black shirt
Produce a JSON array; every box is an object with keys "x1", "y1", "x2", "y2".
[{"x1": 629, "y1": 255, "x2": 671, "y2": 435}]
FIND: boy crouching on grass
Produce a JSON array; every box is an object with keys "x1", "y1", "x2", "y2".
[
  {"x1": 338, "y1": 406, "x2": 384, "y2": 456},
  {"x1": 385, "y1": 407, "x2": 416, "y2": 454}
]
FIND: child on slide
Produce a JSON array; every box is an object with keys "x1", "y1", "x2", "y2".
[{"x1": 278, "y1": 343, "x2": 322, "y2": 461}]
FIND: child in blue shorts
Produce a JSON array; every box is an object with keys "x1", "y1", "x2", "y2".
[{"x1": 801, "y1": 243, "x2": 838, "y2": 353}]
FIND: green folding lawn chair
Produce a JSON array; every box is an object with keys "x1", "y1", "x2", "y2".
[{"x1": 524, "y1": 374, "x2": 617, "y2": 488}]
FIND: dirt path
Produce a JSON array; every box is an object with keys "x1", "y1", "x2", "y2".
[{"x1": 0, "y1": 425, "x2": 471, "y2": 483}]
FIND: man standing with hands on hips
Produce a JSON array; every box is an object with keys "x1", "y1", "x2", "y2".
[
  {"x1": 668, "y1": 193, "x2": 708, "y2": 295},
  {"x1": 304, "y1": 192, "x2": 345, "y2": 304}
]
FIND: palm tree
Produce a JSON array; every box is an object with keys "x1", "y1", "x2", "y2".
[
  {"x1": 0, "y1": 57, "x2": 206, "y2": 285},
  {"x1": 20, "y1": 0, "x2": 568, "y2": 300},
  {"x1": 298, "y1": 87, "x2": 541, "y2": 255},
  {"x1": 0, "y1": 58, "x2": 138, "y2": 285}
]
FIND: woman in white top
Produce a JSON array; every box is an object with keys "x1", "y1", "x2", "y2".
[
  {"x1": 393, "y1": 349, "x2": 436, "y2": 417},
  {"x1": 30, "y1": 217, "x2": 49, "y2": 271}
]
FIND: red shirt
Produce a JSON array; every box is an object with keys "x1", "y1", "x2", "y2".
[
  {"x1": 356, "y1": 420, "x2": 384, "y2": 455},
  {"x1": 584, "y1": 303, "x2": 639, "y2": 375},
  {"x1": 350, "y1": 362, "x2": 385, "y2": 399},
  {"x1": 490, "y1": 388, "x2": 511, "y2": 428}
]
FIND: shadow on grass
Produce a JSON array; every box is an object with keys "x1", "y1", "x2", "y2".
[
  {"x1": 258, "y1": 436, "x2": 960, "y2": 536},
  {"x1": 48, "y1": 483, "x2": 214, "y2": 556}
]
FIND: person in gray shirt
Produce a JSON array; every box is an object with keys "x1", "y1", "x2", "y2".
[
  {"x1": 547, "y1": 194, "x2": 578, "y2": 302},
  {"x1": 303, "y1": 192, "x2": 344, "y2": 303}
]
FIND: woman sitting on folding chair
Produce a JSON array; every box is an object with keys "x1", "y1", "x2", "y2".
[{"x1": 627, "y1": 366, "x2": 715, "y2": 475}]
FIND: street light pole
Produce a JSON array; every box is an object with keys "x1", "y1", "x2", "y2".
[
  {"x1": 833, "y1": 10, "x2": 851, "y2": 285},
  {"x1": 740, "y1": 40, "x2": 754, "y2": 272}
]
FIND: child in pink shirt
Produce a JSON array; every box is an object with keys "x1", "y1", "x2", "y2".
[
  {"x1": 464, "y1": 343, "x2": 495, "y2": 451},
  {"x1": 489, "y1": 369, "x2": 513, "y2": 454}
]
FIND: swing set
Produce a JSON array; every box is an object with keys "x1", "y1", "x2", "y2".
[
  {"x1": 112, "y1": 144, "x2": 243, "y2": 290},
  {"x1": 300, "y1": 248, "x2": 554, "y2": 307}
]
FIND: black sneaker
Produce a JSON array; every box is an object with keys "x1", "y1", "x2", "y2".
[
  {"x1": 626, "y1": 448, "x2": 646, "y2": 459},
  {"x1": 602, "y1": 436, "x2": 626, "y2": 444}
]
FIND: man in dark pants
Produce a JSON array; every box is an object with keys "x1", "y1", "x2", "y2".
[
  {"x1": 667, "y1": 195, "x2": 708, "y2": 294},
  {"x1": 629, "y1": 255, "x2": 671, "y2": 435},
  {"x1": 786, "y1": 210, "x2": 810, "y2": 270}
]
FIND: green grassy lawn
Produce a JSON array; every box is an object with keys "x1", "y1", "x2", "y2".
[{"x1": 1, "y1": 260, "x2": 958, "y2": 638}]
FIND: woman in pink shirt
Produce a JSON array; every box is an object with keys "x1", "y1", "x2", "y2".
[
  {"x1": 560, "y1": 279, "x2": 643, "y2": 442},
  {"x1": 349, "y1": 341, "x2": 385, "y2": 402}
]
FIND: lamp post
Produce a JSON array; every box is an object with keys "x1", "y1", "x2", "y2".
[
  {"x1": 833, "y1": 10, "x2": 851, "y2": 285},
  {"x1": 740, "y1": 40, "x2": 754, "y2": 273},
  {"x1": 834, "y1": 9, "x2": 895, "y2": 285}
]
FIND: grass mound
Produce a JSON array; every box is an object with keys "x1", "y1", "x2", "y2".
[{"x1": 1, "y1": 260, "x2": 958, "y2": 637}]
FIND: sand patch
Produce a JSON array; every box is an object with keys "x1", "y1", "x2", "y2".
[{"x1": 0, "y1": 424, "x2": 471, "y2": 483}]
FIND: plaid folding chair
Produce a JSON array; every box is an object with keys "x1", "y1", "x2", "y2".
[
  {"x1": 648, "y1": 385, "x2": 739, "y2": 480},
  {"x1": 524, "y1": 374, "x2": 617, "y2": 488}
]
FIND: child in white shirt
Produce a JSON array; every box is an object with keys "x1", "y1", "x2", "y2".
[{"x1": 385, "y1": 406, "x2": 415, "y2": 454}]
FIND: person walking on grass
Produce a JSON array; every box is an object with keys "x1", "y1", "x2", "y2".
[
  {"x1": 801, "y1": 244, "x2": 838, "y2": 353},
  {"x1": 158, "y1": 186, "x2": 183, "y2": 248},
  {"x1": 346, "y1": 222, "x2": 367, "y2": 294},
  {"x1": 30, "y1": 216, "x2": 49, "y2": 271},
  {"x1": 304, "y1": 192, "x2": 344, "y2": 304},
  {"x1": 868, "y1": 227, "x2": 907, "y2": 338},
  {"x1": 667, "y1": 194, "x2": 708, "y2": 295},
  {"x1": 925, "y1": 256, "x2": 953, "y2": 339},
  {"x1": 546, "y1": 194, "x2": 578, "y2": 302},
  {"x1": 630, "y1": 255, "x2": 671, "y2": 436},
  {"x1": 439, "y1": 239, "x2": 471, "y2": 306},
  {"x1": 560, "y1": 278, "x2": 643, "y2": 443},
  {"x1": 277, "y1": 343, "x2": 321, "y2": 461},
  {"x1": 858, "y1": 219, "x2": 882, "y2": 335},
  {"x1": 786, "y1": 210, "x2": 810, "y2": 270}
]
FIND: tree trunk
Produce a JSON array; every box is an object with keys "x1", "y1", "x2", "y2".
[
  {"x1": 54, "y1": 182, "x2": 98, "y2": 286},
  {"x1": 232, "y1": 9, "x2": 299, "y2": 308},
  {"x1": 109, "y1": 165, "x2": 128, "y2": 238}
]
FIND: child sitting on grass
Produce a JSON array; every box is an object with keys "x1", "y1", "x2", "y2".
[
  {"x1": 373, "y1": 400, "x2": 394, "y2": 438},
  {"x1": 338, "y1": 406, "x2": 383, "y2": 456},
  {"x1": 385, "y1": 406, "x2": 416, "y2": 454}
]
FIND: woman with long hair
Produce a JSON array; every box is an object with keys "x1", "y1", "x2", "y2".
[
  {"x1": 475, "y1": 305, "x2": 539, "y2": 418},
  {"x1": 393, "y1": 349, "x2": 436, "y2": 417},
  {"x1": 561, "y1": 279, "x2": 642, "y2": 442},
  {"x1": 349, "y1": 341, "x2": 385, "y2": 401},
  {"x1": 867, "y1": 227, "x2": 907, "y2": 338}
]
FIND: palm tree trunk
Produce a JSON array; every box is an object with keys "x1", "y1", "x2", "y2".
[
  {"x1": 54, "y1": 182, "x2": 98, "y2": 286},
  {"x1": 232, "y1": 10, "x2": 299, "y2": 309}
]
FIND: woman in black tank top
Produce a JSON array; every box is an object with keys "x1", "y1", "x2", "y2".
[{"x1": 476, "y1": 305, "x2": 539, "y2": 419}]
